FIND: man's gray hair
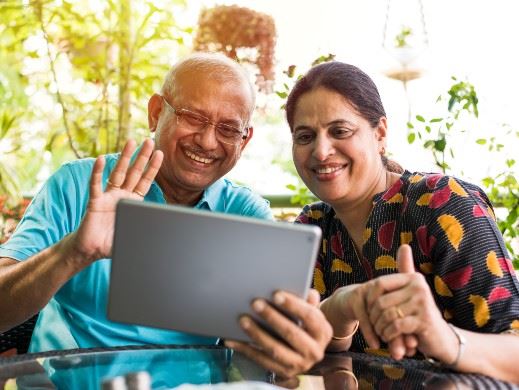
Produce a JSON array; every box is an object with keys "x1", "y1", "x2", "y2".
[{"x1": 160, "y1": 52, "x2": 256, "y2": 117}]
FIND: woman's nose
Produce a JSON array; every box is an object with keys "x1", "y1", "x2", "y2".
[{"x1": 312, "y1": 134, "x2": 335, "y2": 161}]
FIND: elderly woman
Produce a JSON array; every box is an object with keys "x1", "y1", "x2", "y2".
[{"x1": 285, "y1": 61, "x2": 519, "y2": 383}]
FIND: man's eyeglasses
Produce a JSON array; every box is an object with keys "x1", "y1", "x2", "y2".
[{"x1": 160, "y1": 96, "x2": 249, "y2": 146}]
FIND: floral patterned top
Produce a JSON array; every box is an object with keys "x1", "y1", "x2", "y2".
[{"x1": 296, "y1": 170, "x2": 519, "y2": 352}]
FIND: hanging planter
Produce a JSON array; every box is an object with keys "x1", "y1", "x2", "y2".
[{"x1": 194, "y1": 5, "x2": 276, "y2": 93}]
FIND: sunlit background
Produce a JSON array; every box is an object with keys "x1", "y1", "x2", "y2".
[
  {"x1": 211, "y1": 0, "x2": 519, "y2": 194},
  {"x1": 1, "y1": 0, "x2": 518, "y2": 258}
]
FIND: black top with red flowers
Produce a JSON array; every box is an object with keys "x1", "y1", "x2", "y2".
[{"x1": 296, "y1": 170, "x2": 519, "y2": 352}]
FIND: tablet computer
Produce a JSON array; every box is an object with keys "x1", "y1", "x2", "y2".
[{"x1": 107, "y1": 199, "x2": 322, "y2": 342}]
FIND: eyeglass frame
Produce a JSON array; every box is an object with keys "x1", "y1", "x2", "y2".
[{"x1": 159, "y1": 95, "x2": 250, "y2": 145}]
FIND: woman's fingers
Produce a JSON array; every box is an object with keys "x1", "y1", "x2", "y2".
[
  {"x1": 404, "y1": 334, "x2": 418, "y2": 357},
  {"x1": 347, "y1": 285, "x2": 380, "y2": 349},
  {"x1": 387, "y1": 336, "x2": 407, "y2": 360},
  {"x1": 397, "y1": 244, "x2": 416, "y2": 273}
]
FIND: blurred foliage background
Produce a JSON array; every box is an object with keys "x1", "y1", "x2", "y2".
[{"x1": 0, "y1": 0, "x2": 517, "y2": 266}]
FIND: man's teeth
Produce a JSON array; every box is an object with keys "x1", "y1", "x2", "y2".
[
  {"x1": 316, "y1": 166, "x2": 341, "y2": 174},
  {"x1": 186, "y1": 150, "x2": 213, "y2": 164}
]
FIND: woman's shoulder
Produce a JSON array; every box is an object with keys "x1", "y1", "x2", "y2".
[
  {"x1": 295, "y1": 201, "x2": 335, "y2": 225},
  {"x1": 402, "y1": 171, "x2": 493, "y2": 213},
  {"x1": 404, "y1": 171, "x2": 487, "y2": 198}
]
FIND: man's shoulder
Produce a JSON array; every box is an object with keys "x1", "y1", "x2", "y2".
[
  {"x1": 209, "y1": 178, "x2": 272, "y2": 219},
  {"x1": 49, "y1": 153, "x2": 121, "y2": 189},
  {"x1": 60, "y1": 153, "x2": 120, "y2": 175}
]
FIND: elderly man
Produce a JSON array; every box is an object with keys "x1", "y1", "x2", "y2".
[{"x1": 0, "y1": 52, "x2": 331, "y2": 378}]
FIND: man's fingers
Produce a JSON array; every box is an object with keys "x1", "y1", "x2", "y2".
[
  {"x1": 90, "y1": 156, "x2": 105, "y2": 199},
  {"x1": 224, "y1": 340, "x2": 298, "y2": 379},
  {"x1": 122, "y1": 139, "x2": 156, "y2": 190},
  {"x1": 271, "y1": 291, "x2": 330, "y2": 343},
  {"x1": 133, "y1": 149, "x2": 163, "y2": 197},
  {"x1": 108, "y1": 140, "x2": 137, "y2": 187},
  {"x1": 306, "y1": 289, "x2": 320, "y2": 307},
  {"x1": 232, "y1": 315, "x2": 309, "y2": 377},
  {"x1": 397, "y1": 244, "x2": 415, "y2": 274},
  {"x1": 251, "y1": 296, "x2": 329, "y2": 360}
]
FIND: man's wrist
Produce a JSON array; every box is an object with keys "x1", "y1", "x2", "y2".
[{"x1": 62, "y1": 233, "x2": 95, "y2": 270}]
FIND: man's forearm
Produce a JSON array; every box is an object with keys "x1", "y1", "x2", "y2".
[{"x1": 0, "y1": 233, "x2": 87, "y2": 332}]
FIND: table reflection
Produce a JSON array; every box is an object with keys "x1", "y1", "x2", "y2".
[
  {"x1": 0, "y1": 346, "x2": 270, "y2": 389},
  {"x1": 0, "y1": 346, "x2": 517, "y2": 389},
  {"x1": 309, "y1": 351, "x2": 518, "y2": 390}
]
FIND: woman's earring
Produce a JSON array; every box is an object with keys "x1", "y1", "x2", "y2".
[{"x1": 380, "y1": 146, "x2": 386, "y2": 155}]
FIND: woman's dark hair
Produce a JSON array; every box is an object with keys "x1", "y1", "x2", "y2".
[
  {"x1": 286, "y1": 61, "x2": 386, "y2": 131},
  {"x1": 286, "y1": 61, "x2": 404, "y2": 174}
]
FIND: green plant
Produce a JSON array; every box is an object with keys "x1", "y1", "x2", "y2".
[
  {"x1": 408, "y1": 78, "x2": 518, "y2": 267},
  {"x1": 407, "y1": 77, "x2": 479, "y2": 172},
  {"x1": 478, "y1": 130, "x2": 519, "y2": 266},
  {"x1": 275, "y1": 54, "x2": 336, "y2": 109},
  {"x1": 286, "y1": 182, "x2": 316, "y2": 208},
  {"x1": 394, "y1": 26, "x2": 412, "y2": 48},
  {"x1": 0, "y1": 0, "x2": 191, "y2": 199},
  {"x1": 274, "y1": 55, "x2": 335, "y2": 206}
]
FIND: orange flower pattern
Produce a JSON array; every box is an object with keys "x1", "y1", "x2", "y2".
[{"x1": 296, "y1": 171, "x2": 519, "y2": 352}]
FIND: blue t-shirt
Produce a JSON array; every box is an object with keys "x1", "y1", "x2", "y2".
[{"x1": 0, "y1": 153, "x2": 272, "y2": 352}]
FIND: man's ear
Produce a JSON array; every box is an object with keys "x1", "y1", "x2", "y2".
[
  {"x1": 148, "y1": 94, "x2": 163, "y2": 133},
  {"x1": 239, "y1": 126, "x2": 254, "y2": 152}
]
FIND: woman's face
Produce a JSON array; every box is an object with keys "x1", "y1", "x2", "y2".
[{"x1": 291, "y1": 87, "x2": 387, "y2": 206}]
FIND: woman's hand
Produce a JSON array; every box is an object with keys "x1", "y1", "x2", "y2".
[
  {"x1": 225, "y1": 289, "x2": 332, "y2": 379},
  {"x1": 70, "y1": 139, "x2": 163, "y2": 266},
  {"x1": 368, "y1": 245, "x2": 457, "y2": 362},
  {"x1": 323, "y1": 273, "x2": 418, "y2": 359}
]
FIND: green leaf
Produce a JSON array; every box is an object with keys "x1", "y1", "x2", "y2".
[
  {"x1": 406, "y1": 122, "x2": 414, "y2": 129},
  {"x1": 476, "y1": 139, "x2": 487, "y2": 145},
  {"x1": 415, "y1": 115, "x2": 425, "y2": 122},
  {"x1": 434, "y1": 139, "x2": 446, "y2": 152},
  {"x1": 424, "y1": 140, "x2": 434, "y2": 149},
  {"x1": 407, "y1": 132, "x2": 416, "y2": 144},
  {"x1": 430, "y1": 118, "x2": 443, "y2": 123}
]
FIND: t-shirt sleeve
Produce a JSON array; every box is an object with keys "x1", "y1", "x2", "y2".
[
  {"x1": 422, "y1": 176, "x2": 519, "y2": 333},
  {"x1": 0, "y1": 163, "x2": 89, "y2": 261},
  {"x1": 241, "y1": 196, "x2": 273, "y2": 220}
]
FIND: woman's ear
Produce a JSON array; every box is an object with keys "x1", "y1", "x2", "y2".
[
  {"x1": 375, "y1": 117, "x2": 388, "y2": 149},
  {"x1": 148, "y1": 94, "x2": 163, "y2": 132}
]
